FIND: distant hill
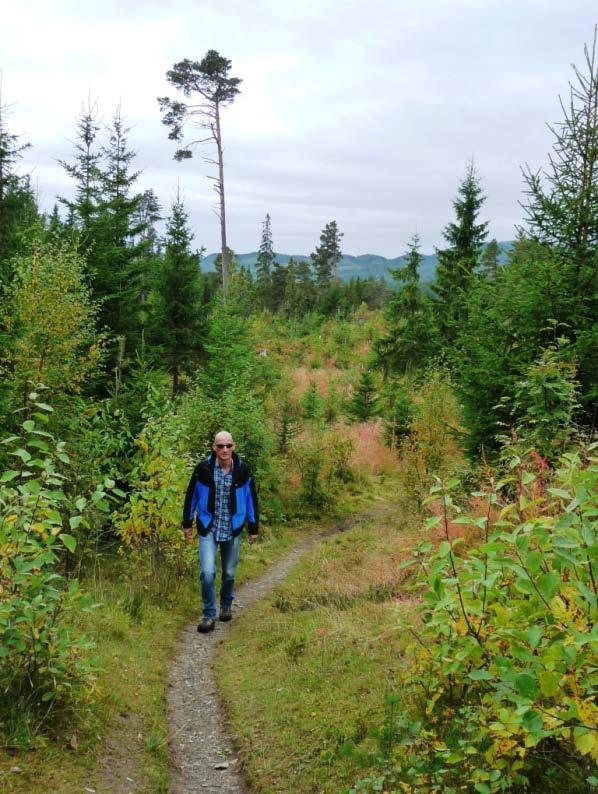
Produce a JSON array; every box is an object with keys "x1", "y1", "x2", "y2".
[{"x1": 202, "y1": 242, "x2": 512, "y2": 283}]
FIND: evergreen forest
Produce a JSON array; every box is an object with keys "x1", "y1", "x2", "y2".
[{"x1": 0, "y1": 34, "x2": 596, "y2": 794}]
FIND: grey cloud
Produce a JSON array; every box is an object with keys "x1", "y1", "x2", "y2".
[{"x1": 8, "y1": 0, "x2": 597, "y2": 257}]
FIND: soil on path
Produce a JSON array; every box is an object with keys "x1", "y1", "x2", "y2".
[{"x1": 167, "y1": 507, "x2": 387, "y2": 793}]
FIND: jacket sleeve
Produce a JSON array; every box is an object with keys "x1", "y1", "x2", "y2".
[
  {"x1": 246, "y1": 475, "x2": 259, "y2": 534},
  {"x1": 182, "y1": 470, "x2": 197, "y2": 529}
]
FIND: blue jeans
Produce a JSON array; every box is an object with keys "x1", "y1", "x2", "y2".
[{"x1": 199, "y1": 533, "x2": 241, "y2": 619}]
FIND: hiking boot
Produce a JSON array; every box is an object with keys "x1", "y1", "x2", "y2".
[
  {"x1": 197, "y1": 617, "x2": 215, "y2": 633},
  {"x1": 219, "y1": 606, "x2": 232, "y2": 622}
]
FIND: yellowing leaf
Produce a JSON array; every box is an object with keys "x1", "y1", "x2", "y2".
[{"x1": 574, "y1": 730, "x2": 596, "y2": 756}]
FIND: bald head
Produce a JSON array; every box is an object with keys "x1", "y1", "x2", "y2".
[
  {"x1": 213, "y1": 430, "x2": 235, "y2": 468},
  {"x1": 214, "y1": 430, "x2": 233, "y2": 445}
]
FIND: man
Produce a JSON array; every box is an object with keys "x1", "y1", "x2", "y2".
[{"x1": 182, "y1": 431, "x2": 259, "y2": 633}]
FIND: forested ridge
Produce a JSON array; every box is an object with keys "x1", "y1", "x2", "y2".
[{"x1": 0, "y1": 34, "x2": 596, "y2": 794}]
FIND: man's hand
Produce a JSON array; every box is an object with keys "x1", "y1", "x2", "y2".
[
  {"x1": 183, "y1": 527, "x2": 194, "y2": 543},
  {"x1": 248, "y1": 534, "x2": 258, "y2": 544}
]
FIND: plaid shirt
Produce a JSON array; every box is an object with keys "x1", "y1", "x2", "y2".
[{"x1": 213, "y1": 463, "x2": 233, "y2": 542}]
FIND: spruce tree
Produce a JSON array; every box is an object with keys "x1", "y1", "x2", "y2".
[
  {"x1": 282, "y1": 257, "x2": 299, "y2": 316},
  {"x1": 480, "y1": 238, "x2": 501, "y2": 280},
  {"x1": 270, "y1": 259, "x2": 287, "y2": 312},
  {"x1": 311, "y1": 220, "x2": 343, "y2": 289},
  {"x1": 60, "y1": 105, "x2": 150, "y2": 383},
  {"x1": 255, "y1": 213, "x2": 275, "y2": 308},
  {"x1": 301, "y1": 381, "x2": 323, "y2": 421},
  {"x1": 390, "y1": 232, "x2": 424, "y2": 315},
  {"x1": 375, "y1": 233, "x2": 438, "y2": 375},
  {"x1": 348, "y1": 369, "x2": 379, "y2": 421},
  {"x1": 433, "y1": 161, "x2": 488, "y2": 341},
  {"x1": 275, "y1": 393, "x2": 302, "y2": 454},
  {"x1": 148, "y1": 193, "x2": 202, "y2": 395},
  {"x1": 520, "y1": 29, "x2": 598, "y2": 405},
  {"x1": 296, "y1": 258, "x2": 316, "y2": 314},
  {"x1": 199, "y1": 277, "x2": 256, "y2": 399},
  {"x1": 382, "y1": 380, "x2": 415, "y2": 448},
  {"x1": 95, "y1": 108, "x2": 148, "y2": 350},
  {"x1": 235, "y1": 264, "x2": 256, "y2": 313},
  {"x1": 132, "y1": 189, "x2": 162, "y2": 324},
  {"x1": 521, "y1": 29, "x2": 598, "y2": 282},
  {"x1": 58, "y1": 99, "x2": 102, "y2": 235}
]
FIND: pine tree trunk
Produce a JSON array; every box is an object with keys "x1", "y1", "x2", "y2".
[
  {"x1": 172, "y1": 363, "x2": 179, "y2": 396},
  {"x1": 214, "y1": 102, "x2": 228, "y2": 293}
]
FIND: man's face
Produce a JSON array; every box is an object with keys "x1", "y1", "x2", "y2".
[{"x1": 213, "y1": 433, "x2": 234, "y2": 466}]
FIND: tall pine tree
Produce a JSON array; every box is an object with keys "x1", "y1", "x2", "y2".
[
  {"x1": 433, "y1": 161, "x2": 488, "y2": 341},
  {"x1": 311, "y1": 220, "x2": 343, "y2": 289},
  {"x1": 148, "y1": 192, "x2": 203, "y2": 395},
  {"x1": 255, "y1": 213, "x2": 275, "y2": 308},
  {"x1": 61, "y1": 105, "x2": 149, "y2": 379},
  {"x1": 95, "y1": 108, "x2": 148, "y2": 350},
  {"x1": 159, "y1": 51, "x2": 242, "y2": 292},
  {"x1": 58, "y1": 99, "x2": 102, "y2": 236},
  {"x1": 375, "y1": 233, "x2": 438, "y2": 376},
  {"x1": 521, "y1": 29, "x2": 598, "y2": 284},
  {"x1": 519, "y1": 31, "x2": 598, "y2": 414}
]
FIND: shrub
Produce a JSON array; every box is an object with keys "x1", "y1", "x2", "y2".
[
  {"x1": 503, "y1": 339, "x2": 580, "y2": 462},
  {"x1": 290, "y1": 426, "x2": 355, "y2": 509},
  {"x1": 116, "y1": 409, "x2": 194, "y2": 596},
  {"x1": 290, "y1": 432, "x2": 330, "y2": 508},
  {"x1": 397, "y1": 370, "x2": 466, "y2": 508},
  {"x1": 0, "y1": 238, "x2": 104, "y2": 410},
  {"x1": 354, "y1": 442, "x2": 597, "y2": 792},
  {"x1": 0, "y1": 401, "x2": 101, "y2": 742}
]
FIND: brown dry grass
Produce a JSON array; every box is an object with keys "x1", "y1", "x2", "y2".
[{"x1": 344, "y1": 419, "x2": 398, "y2": 476}]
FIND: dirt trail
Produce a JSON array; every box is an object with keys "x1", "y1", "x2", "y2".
[{"x1": 167, "y1": 507, "x2": 387, "y2": 793}]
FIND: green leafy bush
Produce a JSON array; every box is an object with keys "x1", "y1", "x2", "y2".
[
  {"x1": 290, "y1": 427, "x2": 354, "y2": 510},
  {"x1": 354, "y1": 443, "x2": 597, "y2": 792},
  {"x1": 116, "y1": 409, "x2": 194, "y2": 594},
  {"x1": 396, "y1": 370, "x2": 466, "y2": 508},
  {"x1": 0, "y1": 401, "x2": 100, "y2": 743},
  {"x1": 0, "y1": 238, "x2": 104, "y2": 409},
  {"x1": 502, "y1": 339, "x2": 580, "y2": 462}
]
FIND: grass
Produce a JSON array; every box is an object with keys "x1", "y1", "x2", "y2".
[{"x1": 215, "y1": 498, "x2": 421, "y2": 793}]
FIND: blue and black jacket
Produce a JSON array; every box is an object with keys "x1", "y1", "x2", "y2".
[{"x1": 182, "y1": 452, "x2": 259, "y2": 537}]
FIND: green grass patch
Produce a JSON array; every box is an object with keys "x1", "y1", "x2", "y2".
[{"x1": 215, "y1": 501, "x2": 418, "y2": 793}]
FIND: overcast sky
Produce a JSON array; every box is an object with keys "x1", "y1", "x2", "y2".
[{"x1": 2, "y1": 1, "x2": 596, "y2": 257}]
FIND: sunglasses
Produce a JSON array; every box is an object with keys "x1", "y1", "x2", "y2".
[{"x1": 216, "y1": 443, "x2": 233, "y2": 449}]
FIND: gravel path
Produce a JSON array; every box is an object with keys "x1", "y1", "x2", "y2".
[{"x1": 166, "y1": 514, "x2": 369, "y2": 793}]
